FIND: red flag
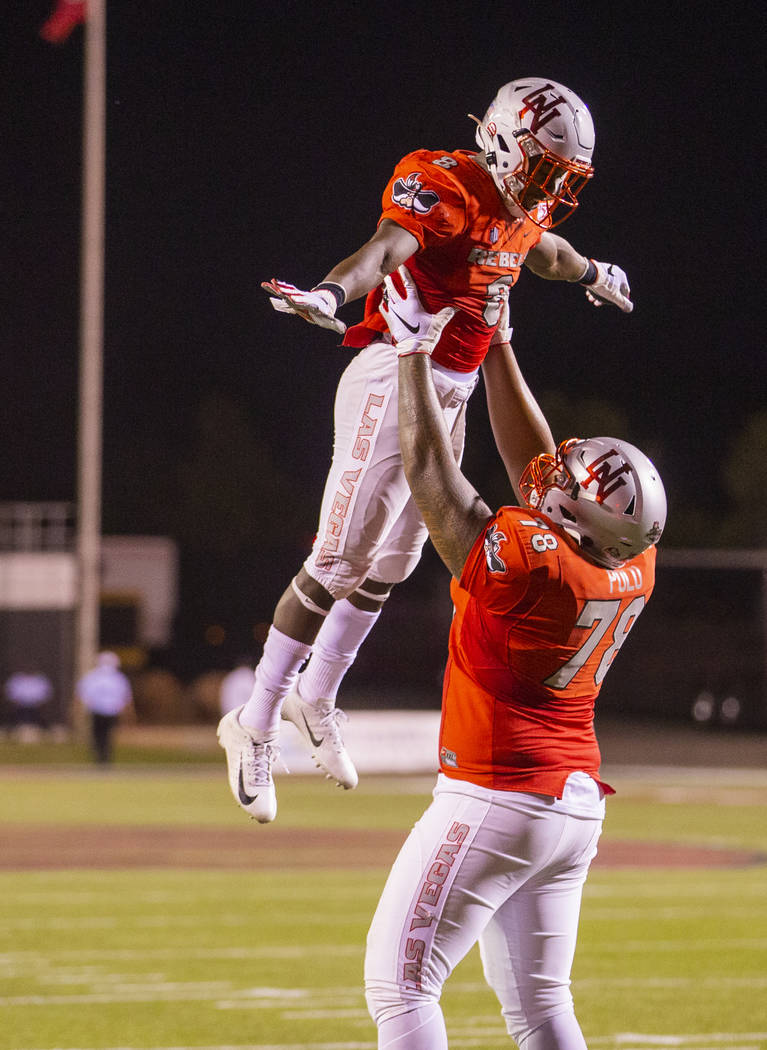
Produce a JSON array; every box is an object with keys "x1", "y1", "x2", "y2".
[{"x1": 40, "y1": 0, "x2": 87, "y2": 44}]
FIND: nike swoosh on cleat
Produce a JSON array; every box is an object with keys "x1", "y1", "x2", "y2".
[
  {"x1": 302, "y1": 713, "x2": 324, "y2": 749},
  {"x1": 238, "y1": 764, "x2": 259, "y2": 806},
  {"x1": 390, "y1": 308, "x2": 420, "y2": 334}
]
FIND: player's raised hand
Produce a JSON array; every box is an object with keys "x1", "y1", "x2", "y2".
[
  {"x1": 582, "y1": 260, "x2": 633, "y2": 313},
  {"x1": 261, "y1": 279, "x2": 347, "y2": 334},
  {"x1": 380, "y1": 266, "x2": 455, "y2": 356},
  {"x1": 489, "y1": 287, "x2": 512, "y2": 346}
]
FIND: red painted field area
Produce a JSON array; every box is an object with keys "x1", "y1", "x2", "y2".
[{"x1": 3, "y1": 824, "x2": 764, "y2": 870}]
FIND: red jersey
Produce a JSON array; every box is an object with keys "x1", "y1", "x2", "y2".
[
  {"x1": 439, "y1": 506, "x2": 656, "y2": 796},
  {"x1": 343, "y1": 149, "x2": 545, "y2": 371}
]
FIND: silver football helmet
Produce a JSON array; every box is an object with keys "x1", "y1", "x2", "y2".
[
  {"x1": 471, "y1": 78, "x2": 595, "y2": 227},
  {"x1": 519, "y1": 437, "x2": 667, "y2": 568}
]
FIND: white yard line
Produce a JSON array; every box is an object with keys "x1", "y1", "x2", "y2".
[
  {"x1": 13, "y1": 1045, "x2": 377, "y2": 1050},
  {"x1": 592, "y1": 1035, "x2": 767, "y2": 1047},
  {"x1": 0, "y1": 945, "x2": 361, "y2": 964},
  {"x1": 12, "y1": 1040, "x2": 767, "y2": 1050}
]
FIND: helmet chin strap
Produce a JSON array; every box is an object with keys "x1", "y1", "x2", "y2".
[
  {"x1": 468, "y1": 113, "x2": 495, "y2": 166},
  {"x1": 562, "y1": 524, "x2": 583, "y2": 545},
  {"x1": 503, "y1": 196, "x2": 526, "y2": 220},
  {"x1": 467, "y1": 112, "x2": 484, "y2": 136}
]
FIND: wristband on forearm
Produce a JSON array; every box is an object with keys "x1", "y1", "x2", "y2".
[
  {"x1": 312, "y1": 282, "x2": 347, "y2": 308},
  {"x1": 579, "y1": 259, "x2": 598, "y2": 285}
]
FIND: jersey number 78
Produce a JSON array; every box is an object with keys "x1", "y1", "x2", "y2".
[{"x1": 544, "y1": 597, "x2": 646, "y2": 690}]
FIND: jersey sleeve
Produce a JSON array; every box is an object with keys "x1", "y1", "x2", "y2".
[
  {"x1": 379, "y1": 150, "x2": 469, "y2": 249},
  {"x1": 458, "y1": 508, "x2": 533, "y2": 615}
]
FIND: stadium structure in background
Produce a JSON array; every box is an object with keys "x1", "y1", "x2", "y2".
[
  {"x1": 0, "y1": 502, "x2": 177, "y2": 726},
  {"x1": 1, "y1": 510, "x2": 764, "y2": 731},
  {"x1": 597, "y1": 548, "x2": 767, "y2": 731},
  {"x1": 346, "y1": 548, "x2": 767, "y2": 732}
]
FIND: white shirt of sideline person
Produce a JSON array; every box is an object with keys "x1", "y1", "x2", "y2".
[
  {"x1": 219, "y1": 662, "x2": 256, "y2": 716},
  {"x1": 4, "y1": 671, "x2": 53, "y2": 708},
  {"x1": 76, "y1": 652, "x2": 132, "y2": 716}
]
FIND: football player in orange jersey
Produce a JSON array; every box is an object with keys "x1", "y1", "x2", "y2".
[
  {"x1": 360, "y1": 267, "x2": 665, "y2": 1050},
  {"x1": 219, "y1": 79, "x2": 636, "y2": 824}
]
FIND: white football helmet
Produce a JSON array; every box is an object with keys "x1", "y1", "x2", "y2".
[
  {"x1": 519, "y1": 437, "x2": 666, "y2": 568},
  {"x1": 471, "y1": 78, "x2": 595, "y2": 227}
]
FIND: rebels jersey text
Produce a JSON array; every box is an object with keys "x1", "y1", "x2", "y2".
[
  {"x1": 440, "y1": 505, "x2": 656, "y2": 796},
  {"x1": 343, "y1": 149, "x2": 545, "y2": 371}
]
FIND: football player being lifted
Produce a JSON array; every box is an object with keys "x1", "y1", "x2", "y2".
[{"x1": 219, "y1": 78, "x2": 635, "y2": 822}]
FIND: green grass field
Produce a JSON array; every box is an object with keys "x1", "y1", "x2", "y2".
[{"x1": 1, "y1": 742, "x2": 766, "y2": 1050}]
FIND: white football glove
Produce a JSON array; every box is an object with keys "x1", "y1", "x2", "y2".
[
  {"x1": 380, "y1": 266, "x2": 455, "y2": 356},
  {"x1": 489, "y1": 286, "x2": 512, "y2": 346},
  {"x1": 582, "y1": 260, "x2": 633, "y2": 313},
  {"x1": 261, "y1": 279, "x2": 347, "y2": 335}
]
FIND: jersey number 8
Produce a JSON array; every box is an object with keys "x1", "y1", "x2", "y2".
[{"x1": 483, "y1": 276, "x2": 514, "y2": 327}]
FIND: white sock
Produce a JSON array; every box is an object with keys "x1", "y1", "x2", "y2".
[
  {"x1": 239, "y1": 626, "x2": 312, "y2": 734},
  {"x1": 297, "y1": 599, "x2": 380, "y2": 706}
]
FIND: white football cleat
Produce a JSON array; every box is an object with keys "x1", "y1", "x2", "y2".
[
  {"x1": 217, "y1": 706, "x2": 278, "y2": 823},
  {"x1": 281, "y1": 689, "x2": 358, "y2": 790}
]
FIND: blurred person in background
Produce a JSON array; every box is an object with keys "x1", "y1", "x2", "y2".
[
  {"x1": 76, "y1": 651, "x2": 133, "y2": 764},
  {"x1": 219, "y1": 657, "x2": 256, "y2": 717},
  {"x1": 3, "y1": 666, "x2": 53, "y2": 740}
]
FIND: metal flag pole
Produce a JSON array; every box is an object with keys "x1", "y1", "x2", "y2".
[{"x1": 75, "y1": 0, "x2": 106, "y2": 713}]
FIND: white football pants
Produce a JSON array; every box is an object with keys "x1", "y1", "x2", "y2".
[
  {"x1": 365, "y1": 774, "x2": 603, "y2": 1049},
  {"x1": 305, "y1": 339, "x2": 478, "y2": 598}
]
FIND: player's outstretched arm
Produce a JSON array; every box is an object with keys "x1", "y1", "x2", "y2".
[
  {"x1": 381, "y1": 268, "x2": 492, "y2": 579},
  {"x1": 321, "y1": 220, "x2": 419, "y2": 304},
  {"x1": 399, "y1": 355, "x2": 493, "y2": 579},
  {"x1": 481, "y1": 305, "x2": 555, "y2": 503},
  {"x1": 525, "y1": 231, "x2": 633, "y2": 313},
  {"x1": 262, "y1": 220, "x2": 419, "y2": 334}
]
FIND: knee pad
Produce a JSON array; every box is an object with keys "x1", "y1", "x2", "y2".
[
  {"x1": 516, "y1": 1010, "x2": 587, "y2": 1050},
  {"x1": 365, "y1": 979, "x2": 406, "y2": 1026},
  {"x1": 365, "y1": 984, "x2": 447, "y2": 1050},
  {"x1": 365, "y1": 979, "x2": 433, "y2": 1027}
]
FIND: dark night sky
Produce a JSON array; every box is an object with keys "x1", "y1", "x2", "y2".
[{"x1": 2, "y1": 2, "x2": 764, "y2": 666}]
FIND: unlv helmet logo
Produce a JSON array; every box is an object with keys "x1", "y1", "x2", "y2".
[
  {"x1": 646, "y1": 520, "x2": 663, "y2": 544},
  {"x1": 519, "y1": 84, "x2": 566, "y2": 133},
  {"x1": 580, "y1": 450, "x2": 632, "y2": 503}
]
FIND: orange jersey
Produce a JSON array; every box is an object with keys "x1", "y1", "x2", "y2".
[
  {"x1": 343, "y1": 149, "x2": 545, "y2": 371},
  {"x1": 439, "y1": 506, "x2": 656, "y2": 796}
]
